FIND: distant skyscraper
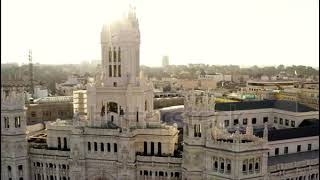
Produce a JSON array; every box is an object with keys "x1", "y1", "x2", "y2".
[{"x1": 162, "y1": 55, "x2": 169, "y2": 67}]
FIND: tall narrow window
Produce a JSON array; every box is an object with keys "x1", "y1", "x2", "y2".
[
  {"x1": 8, "y1": 166, "x2": 12, "y2": 177},
  {"x1": 297, "y1": 145, "x2": 301, "y2": 152},
  {"x1": 114, "y1": 143, "x2": 117, "y2": 152},
  {"x1": 291, "y1": 120, "x2": 295, "y2": 127},
  {"x1": 94, "y1": 142, "x2": 97, "y2": 151},
  {"x1": 101, "y1": 143, "x2": 104, "y2": 151},
  {"x1": 63, "y1": 137, "x2": 67, "y2": 149},
  {"x1": 107, "y1": 143, "x2": 111, "y2": 152},
  {"x1": 88, "y1": 142, "x2": 91, "y2": 151},
  {"x1": 255, "y1": 162, "x2": 259, "y2": 171},
  {"x1": 108, "y1": 47, "x2": 112, "y2": 62},
  {"x1": 158, "y1": 142, "x2": 162, "y2": 156},
  {"x1": 109, "y1": 65, "x2": 112, "y2": 77},
  {"x1": 118, "y1": 65, "x2": 121, "y2": 77},
  {"x1": 226, "y1": 163, "x2": 231, "y2": 174},
  {"x1": 15, "y1": 116, "x2": 21, "y2": 128},
  {"x1": 144, "y1": 141, "x2": 147, "y2": 155},
  {"x1": 145, "y1": 101, "x2": 148, "y2": 111},
  {"x1": 196, "y1": 124, "x2": 201, "y2": 137},
  {"x1": 118, "y1": 47, "x2": 121, "y2": 62},
  {"x1": 136, "y1": 111, "x2": 139, "y2": 122},
  {"x1": 252, "y1": 118, "x2": 257, "y2": 124},
  {"x1": 113, "y1": 47, "x2": 117, "y2": 61},
  {"x1": 151, "y1": 142, "x2": 154, "y2": 155},
  {"x1": 4, "y1": 117, "x2": 9, "y2": 128},
  {"x1": 284, "y1": 147, "x2": 288, "y2": 154},
  {"x1": 275, "y1": 148, "x2": 279, "y2": 155},
  {"x1": 249, "y1": 163, "x2": 253, "y2": 173},
  {"x1": 285, "y1": 119, "x2": 289, "y2": 126},
  {"x1": 113, "y1": 65, "x2": 117, "y2": 77},
  {"x1": 263, "y1": 117, "x2": 268, "y2": 123},
  {"x1": 57, "y1": 137, "x2": 61, "y2": 149},
  {"x1": 308, "y1": 144, "x2": 312, "y2": 151}
]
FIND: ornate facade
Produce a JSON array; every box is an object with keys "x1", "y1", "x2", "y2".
[{"x1": 1, "y1": 6, "x2": 319, "y2": 180}]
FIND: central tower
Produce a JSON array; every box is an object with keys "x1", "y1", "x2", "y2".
[
  {"x1": 86, "y1": 6, "x2": 157, "y2": 130},
  {"x1": 100, "y1": 6, "x2": 140, "y2": 87}
]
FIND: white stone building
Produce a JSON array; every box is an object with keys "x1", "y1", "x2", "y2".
[{"x1": 1, "y1": 6, "x2": 319, "y2": 180}]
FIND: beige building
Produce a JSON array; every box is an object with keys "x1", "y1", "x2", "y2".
[
  {"x1": 1, "y1": 6, "x2": 319, "y2": 180},
  {"x1": 26, "y1": 96, "x2": 73, "y2": 125},
  {"x1": 175, "y1": 79, "x2": 217, "y2": 90}
]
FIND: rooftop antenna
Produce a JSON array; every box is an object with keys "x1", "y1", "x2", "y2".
[{"x1": 28, "y1": 49, "x2": 34, "y2": 97}]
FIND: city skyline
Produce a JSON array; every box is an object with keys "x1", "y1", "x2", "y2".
[{"x1": 1, "y1": 0, "x2": 319, "y2": 67}]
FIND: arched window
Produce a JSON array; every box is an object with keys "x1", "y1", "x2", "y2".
[
  {"x1": 242, "y1": 160, "x2": 247, "y2": 174},
  {"x1": 214, "y1": 161, "x2": 218, "y2": 170},
  {"x1": 62, "y1": 165, "x2": 66, "y2": 169},
  {"x1": 113, "y1": 65, "x2": 117, "y2": 77},
  {"x1": 226, "y1": 163, "x2": 231, "y2": 174},
  {"x1": 220, "y1": 161, "x2": 224, "y2": 173},
  {"x1": 255, "y1": 162, "x2": 259, "y2": 171},
  {"x1": 249, "y1": 163, "x2": 253, "y2": 173},
  {"x1": 15, "y1": 116, "x2": 21, "y2": 128},
  {"x1": 113, "y1": 47, "x2": 117, "y2": 62},
  {"x1": 4, "y1": 117, "x2": 9, "y2": 128},
  {"x1": 8, "y1": 165, "x2": 11, "y2": 173},
  {"x1": 111, "y1": 115, "x2": 114, "y2": 122}
]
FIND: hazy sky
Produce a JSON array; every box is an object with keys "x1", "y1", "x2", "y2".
[{"x1": 1, "y1": 0, "x2": 319, "y2": 67}]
